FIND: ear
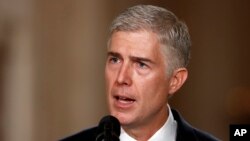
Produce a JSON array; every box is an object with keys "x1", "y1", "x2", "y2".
[{"x1": 168, "y1": 68, "x2": 188, "y2": 95}]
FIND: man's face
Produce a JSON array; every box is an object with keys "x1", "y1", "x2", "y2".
[{"x1": 105, "y1": 31, "x2": 172, "y2": 128}]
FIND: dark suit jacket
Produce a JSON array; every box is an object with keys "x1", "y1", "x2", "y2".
[{"x1": 60, "y1": 109, "x2": 220, "y2": 141}]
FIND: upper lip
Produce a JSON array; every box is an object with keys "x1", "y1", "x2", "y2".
[{"x1": 113, "y1": 94, "x2": 136, "y2": 101}]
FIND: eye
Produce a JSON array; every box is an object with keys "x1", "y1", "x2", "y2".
[
  {"x1": 137, "y1": 61, "x2": 148, "y2": 69},
  {"x1": 108, "y1": 56, "x2": 120, "y2": 64}
]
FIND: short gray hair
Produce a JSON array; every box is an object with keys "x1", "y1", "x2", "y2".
[{"x1": 108, "y1": 5, "x2": 191, "y2": 75}]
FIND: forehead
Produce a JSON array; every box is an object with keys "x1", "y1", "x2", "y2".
[{"x1": 109, "y1": 31, "x2": 163, "y2": 57}]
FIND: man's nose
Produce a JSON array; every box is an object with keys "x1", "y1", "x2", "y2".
[{"x1": 116, "y1": 63, "x2": 132, "y2": 86}]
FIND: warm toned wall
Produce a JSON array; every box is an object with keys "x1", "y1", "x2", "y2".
[
  {"x1": 1, "y1": 0, "x2": 250, "y2": 141},
  {"x1": 32, "y1": 0, "x2": 110, "y2": 140}
]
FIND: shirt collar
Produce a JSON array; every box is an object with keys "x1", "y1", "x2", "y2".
[{"x1": 119, "y1": 105, "x2": 177, "y2": 141}]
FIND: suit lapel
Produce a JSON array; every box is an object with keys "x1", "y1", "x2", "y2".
[{"x1": 172, "y1": 109, "x2": 198, "y2": 141}]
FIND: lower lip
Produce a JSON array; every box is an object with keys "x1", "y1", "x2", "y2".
[{"x1": 114, "y1": 98, "x2": 135, "y2": 109}]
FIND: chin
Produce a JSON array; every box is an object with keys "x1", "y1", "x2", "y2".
[{"x1": 111, "y1": 112, "x2": 133, "y2": 125}]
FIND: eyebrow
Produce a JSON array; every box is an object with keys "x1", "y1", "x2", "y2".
[
  {"x1": 130, "y1": 56, "x2": 155, "y2": 64},
  {"x1": 107, "y1": 51, "x2": 155, "y2": 64},
  {"x1": 107, "y1": 51, "x2": 122, "y2": 59}
]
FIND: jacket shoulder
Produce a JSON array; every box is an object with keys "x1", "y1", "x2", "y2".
[
  {"x1": 192, "y1": 128, "x2": 220, "y2": 141},
  {"x1": 60, "y1": 127, "x2": 97, "y2": 141},
  {"x1": 171, "y1": 109, "x2": 220, "y2": 141}
]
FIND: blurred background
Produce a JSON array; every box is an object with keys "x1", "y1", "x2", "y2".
[{"x1": 0, "y1": 0, "x2": 250, "y2": 140}]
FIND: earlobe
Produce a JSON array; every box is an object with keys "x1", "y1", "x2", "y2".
[{"x1": 168, "y1": 68, "x2": 188, "y2": 95}]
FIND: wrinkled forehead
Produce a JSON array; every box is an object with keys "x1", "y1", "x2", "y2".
[
  {"x1": 108, "y1": 30, "x2": 167, "y2": 66},
  {"x1": 108, "y1": 28, "x2": 168, "y2": 49}
]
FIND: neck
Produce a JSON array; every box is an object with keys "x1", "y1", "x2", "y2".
[{"x1": 122, "y1": 106, "x2": 169, "y2": 140}]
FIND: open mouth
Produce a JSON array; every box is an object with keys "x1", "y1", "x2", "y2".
[{"x1": 114, "y1": 96, "x2": 135, "y2": 103}]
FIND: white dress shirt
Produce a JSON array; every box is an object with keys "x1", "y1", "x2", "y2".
[{"x1": 119, "y1": 105, "x2": 177, "y2": 141}]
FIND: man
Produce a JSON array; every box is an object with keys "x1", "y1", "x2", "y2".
[{"x1": 61, "y1": 5, "x2": 219, "y2": 141}]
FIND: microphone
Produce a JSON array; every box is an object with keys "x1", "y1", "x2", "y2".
[{"x1": 96, "y1": 115, "x2": 121, "y2": 141}]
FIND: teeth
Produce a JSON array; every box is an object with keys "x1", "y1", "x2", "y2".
[
  {"x1": 120, "y1": 97, "x2": 127, "y2": 100},
  {"x1": 115, "y1": 96, "x2": 135, "y2": 102}
]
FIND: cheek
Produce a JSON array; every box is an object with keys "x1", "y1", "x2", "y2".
[
  {"x1": 105, "y1": 68, "x2": 117, "y2": 93},
  {"x1": 137, "y1": 75, "x2": 168, "y2": 102},
  {"x1": 105, "y1": 65, "x2": 113, "y2": 82},
  {"x1": 105, "y1": 69, "x2": 111, "y2": 92}
]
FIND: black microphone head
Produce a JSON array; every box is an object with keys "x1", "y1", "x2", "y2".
[{"x1": 96, "y1": 115, "x2": 120, "y2": 141}]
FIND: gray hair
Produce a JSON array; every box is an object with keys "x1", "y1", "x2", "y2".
[{"x1": 108, "y1": 5, "x2": 191, "y2": 75}]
